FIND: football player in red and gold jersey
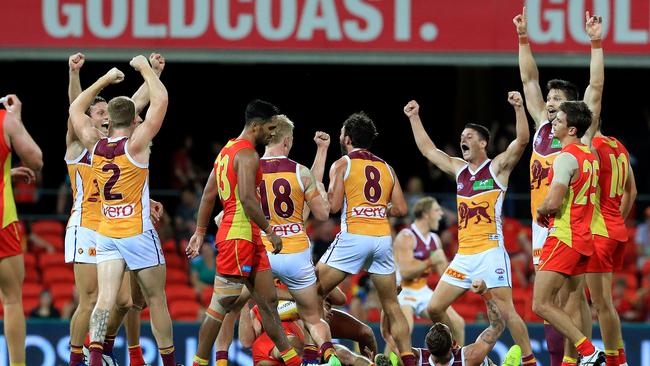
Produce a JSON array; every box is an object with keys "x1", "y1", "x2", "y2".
[
  {"x1": 0, "y1": 94, "x2": 43, "y2": 366},
  {"x1": 405, "y1": 92, "x2": 535, "y2": 366},
  {"x1": 585, "y1": 120, "x2": 636, "y2": 366},
  {"x1": 315, "y1": 112, "x2": 417, "y2": 366},
  {"x1": 186, "y1": 100, "x2": 302, "y2": 366},
  {"x1": 535, "y1": 101, "x2": 604, "y2": 365}
]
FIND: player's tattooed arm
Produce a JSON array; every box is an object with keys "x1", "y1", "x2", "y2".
[
  {"x1": 90, "y1": 308, "x2": 110, "y2": 342},
  {"x1": 479, "y1": 298, "x2": 506, "y2": 345},
  {"x1": 463, "y1": 280, "x2": 505, "y2": 363}
]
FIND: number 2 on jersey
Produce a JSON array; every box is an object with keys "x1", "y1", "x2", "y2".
[
  {"x1": 259, "y1": 178, "x2": 294, "y2": 219},
  {"x1": 574, "y1": 160, "x2": 599, "y2": 205},
  {"x1": 102, "y1": 163, "x2": 123, "y2": 200}
]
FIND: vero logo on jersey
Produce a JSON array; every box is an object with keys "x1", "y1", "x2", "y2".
[
  {"x1": 351, "y1": 206, "x2": 386, "y2": 219},
  {"x1": 263, "y1": 223, "x2": 304, "y2": 237},
  {"x1": 102, "y1": 203, "x2": 135, "y2": 219},
  {"x1": 472, "y1": 179, "x2": 494, "y2": 190}
]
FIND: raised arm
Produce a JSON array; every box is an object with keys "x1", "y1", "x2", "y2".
[
  {"x1": 394, "y1": 231, "x2": 432, "y2": 281},
  {"x1": 620, "y1": 164, "x2": 637, "y2": 219},
  {"x1": 236, "y1": 149, "x2": 283, "y2": 254},
  {"x1": 185, "y1": 168, "x2": 218, "y2": 259},
  {"x1": 127, "y1": 55, "x2": 169, "y2": 158},
  {"x1": 463, "y1": 280, "x2": 506, "y2": 363},
  {"x1": 492, "y1": 92, "x2": 530, "y2": 177},
  {"x1": 69, "y1": 68, "x2": 123, "y2": 151},
  {"x1": 582, "y1": 12, "x2": 604, "y2": 146},
  {"x1": 2, "y1": 95, "x2": 43, "y2": 171},
  {"x1": 404, "y1": 100, "x2": 464, "y2": 177},
  {"x1": 67, "y1": 53, "x2": 85, "y2": 146},
  {"x1": 131, "y1": 53, "x2": 165, "y2": 115},
  {"x1": 514, "y1": 6, "x2": 546, "y2": 127},
  {"x1": 311, "y1": 131, "x2": 330, "y2": 182},
  {"x1": 327, "y1": 158, "x2": 347, "y2": 213},
  {"x1": 388, "y1": 166, "x2": 407, "y2": 217},
  {"x1": 300, "y1": 164, "x2": 330, "y2": 221}
]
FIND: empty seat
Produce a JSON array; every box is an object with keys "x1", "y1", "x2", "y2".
[
  {"x1": 23, "y1": 283, "x2": 43, "y2": 298},
  {"x1": 165, "y1": 253, "x2": 187, "y2": 271},
  {"x1": 31, "y1": 220, "x2": 65, "y2": 236},
  {"x1": 169, "y1": 300, "x2": 202, "y2": 321},
  {"x1": 38, "y1": 253, "x2": 66, "y2": 268},
  {"x1": 166, "y1": 268, "x2": 189, "y2": 285},
  {"x1": 42, "y1": 267, "x2": 75, "y2": 286},
  {"x1": 166, "y1": 285, "x2": 197, "y2": 304},
  {"x1": 50, "y1": 283, "x2": 75, "y2": 303}
]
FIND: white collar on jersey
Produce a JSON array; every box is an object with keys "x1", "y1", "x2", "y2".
[
  {"x1": 410, "y1": 223, "x2": 433, "y2": 247},
  {"x1": 261, "y1": 155, "x2": 287, "y2": 159}
]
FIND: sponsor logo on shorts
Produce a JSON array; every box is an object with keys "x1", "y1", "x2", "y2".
[
  {"x1": 241, "y1": 265, "x2": 252, "y2": 273},
  {"x1": 351, "y1": 206, "x2": 386, "y2": 219},
  {"x1": 262, "y1": 223, "x2": 304, "y2": 237},
  {"x1": 102, "y1": 203, "x2": 135, "y2": 219},
  {"x1": 78, "y1": 248, "x2": 83, "y2": 255},
  {"x1": 495, "y1": 268, "x2": 505, "y2": 275},
  {"x1": 89, "y1": 248, "x2": 96, "y2": 256},
  {"x1": 533, "y1": 248, "x2": 542, "y2": 258},
  {"x1": 444, "y1": 267, "x2": 467, "y2": 280},
  {"x1": 498, "y1": 275, "x2": 504, "y2": 281},
  {"x1": 488, "y1": 234, "x2": 500, "y2": 241}
]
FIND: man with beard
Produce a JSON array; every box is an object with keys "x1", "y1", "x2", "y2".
[
  {"x1": 315, "y1": 112, "x2": 416, "y2": 366},
  {"x1": 186, "y1": 101, "x2": 302, "y2": 366}
]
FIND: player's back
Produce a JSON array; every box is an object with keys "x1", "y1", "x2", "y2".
[
  {"x1": 66, "y1": 150, "x2": 101, "y2": 230},
  {"x1": 92, "y1": 137, "x2": 153, "y2": 238},
  {"x1": 259, "y1": 156, "x2": 309, "y2": 253},
  {"x1": 591, "y1": 136, "x2": 630, "y2": 242},
  {"x1": 341, "y1": 150, "x2": 394, "y2": 236},
  {"x1": 548, "y1": 142, "x2": 598, "y2": 255},
  {"x1": 214, "y1": 138, "x2": 262, "y2": 243},
  {"x1": 0, "y1": 110, "x2": 17, "y2": 228}
]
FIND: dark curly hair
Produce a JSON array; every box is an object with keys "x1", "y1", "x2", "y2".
[
  {"x1": 547, "y1": 79, "x2": 579, "y2": 101},
  {"x1": 425, "y1": 323, "x2": 453, "y2": 363},
  {"x1": 342, "y1": 112, "x2": 378, "y2": 149}
]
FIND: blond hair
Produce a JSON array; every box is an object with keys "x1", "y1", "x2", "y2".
[
  {"x1": 413, "y1": 197, "x2": 438, "y2": 219},
  {"x1": 107, "y1": 96, "x2": 135, "y2": 129},
  {"x1": 268, "y1": 114, "x2": 295, "y2": 145}
]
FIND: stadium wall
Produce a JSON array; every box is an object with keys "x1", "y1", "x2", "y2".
[{"x1": 2, "y1": 321, "x2": 650, "y2": 366}]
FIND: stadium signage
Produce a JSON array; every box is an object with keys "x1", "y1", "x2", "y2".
[{"x1": 2, "y1": 0, "x2": 650, "y2": 64}]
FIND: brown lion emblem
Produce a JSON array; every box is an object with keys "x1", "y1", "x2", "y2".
[
  {"x1": 458, "y1": 201, "x2": 492, "y2": 229},
  {"x1": 530, "y1": 160, "x2": 551, "y2": 189}
]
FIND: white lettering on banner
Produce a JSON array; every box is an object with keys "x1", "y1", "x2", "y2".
[
  {"x1": 615, "y1": 0, "x2": 648, "y2": 43},
  {"x1": 527, "y1": 0, "x2": 648, "y2": 45},
  {"x1": 344, "y1": 0, "x2": 383, "y2": 42},
  {"x1": 214, "y1": 0, "x2": 253, "y2": 40},
  {"x1": 170, "y1": 0, "x2": 209, "y2": 38},
  {"x1": 297, "y1": 0, "x2": 343, "y2": 40},
  {"x1": 257, "y1": 0, "x2": 297, "y2": 41},
  {"x1": 103, "y1": 203, "x2": 135, "y2": 219},
  {"x1": 43, "y1": 0, "x2": 83, "y2": 37},
  {"x1": 134, "y1": 0, "x2": 167, "y2": 37},
  {"x1": 351, "y1": 206, "x2": 386, "y2": 218},
  {"x1": 394, "y1": 0, "x2": 411, "y2": 40},
  {"x1": 87, "y1": 0, "x2": 128, "y2": 39}
]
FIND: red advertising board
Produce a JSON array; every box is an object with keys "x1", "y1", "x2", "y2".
[{"x1": 1, "y1": 1, "x2": 650, "y2": 62}]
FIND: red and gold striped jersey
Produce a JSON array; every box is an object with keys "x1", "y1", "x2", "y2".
[
  {"x1": 215, "y1": 139, "x2": 262, "y2": 243},
  {"x1": 66, "y1": 149, "x2": 101, "y2": 231},
  {"x1": 259, "y1": 156, "x2": 309, "y2": 254},
  {"x1": 92, "y1": 137, "x2": 153, "y2": 238},
  {"x1": 530, "y1": 120, "x2": 562, "y2": 220},
  {"x1": 341, "y1": 150, "x2": 394, "y2": 236},
  {"x1": 548, "y1": 143, "x2": 598, "y2": 255},
  {"x1": 590, "y1": 136, "x2": 630, "y2": 242},
  {"x1": 0, "y1": 110, "x2": 17, "y2": 228}
]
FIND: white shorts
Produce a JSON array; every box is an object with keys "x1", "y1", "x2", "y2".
[
  {"x1": 320, "y1": 232, "x2": 394, "y2": 275},
  {"x1": 65, "y1": 226, "x2": 97, "y2": 264},
  {"x1": 531, "y1": 220, "x2": 548, "y2": 265},
  {"x1": 441, "y1": 246, "x2": 512, "y2": 289},
  {"x1": 398, "y1": 285, "x2": 433, "y2": 317},
  {"x1": 268, "y1": 248, "x2": 317, "y2": 291},
  {"x1": 96, "y1": 230, "x2": 165, "y2": 270}
]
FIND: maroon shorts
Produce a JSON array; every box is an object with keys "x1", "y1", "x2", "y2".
[
  {"x1": 0, "y1": 222, "x2": 22, "y2": 259},
  {"x1": 538, "y1": 237, "x2": 589, "y2": 276},
  {"x1": 216, "y1": 239, "x2": 270, "y2": 277},
  {"x1": 586, "y1": 235, "x2": 626, "y2": 273}
]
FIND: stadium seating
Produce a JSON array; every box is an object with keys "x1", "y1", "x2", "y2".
[
  {"x1": 31, "y1": 220, "x2": 65, "y2": 236},
  {"x1": 166, "y1": 284, "x2": 197, "y2": 304},
  {"x1": 41, "y1": 267, "x2": 75, "y2": 286},
  {"x1": 166, "y1": 268, "x2": 190, "y2": 284},
  {"x1": 169, "y1": 300, "x2": 202, "y2": 321}
]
